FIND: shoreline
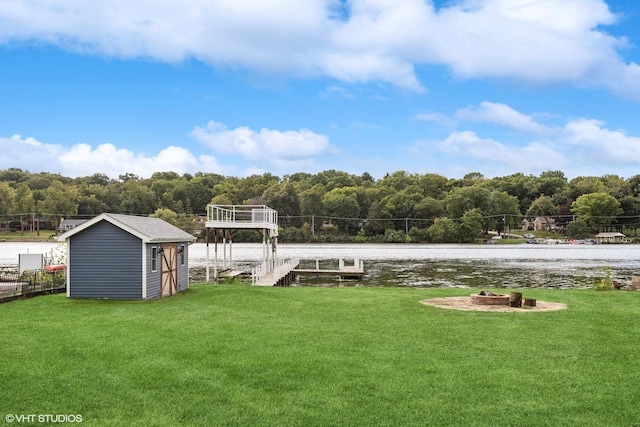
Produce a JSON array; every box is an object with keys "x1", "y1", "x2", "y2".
[{"x1": 0, "y1": 237, "x2": 56, "y2": 243}]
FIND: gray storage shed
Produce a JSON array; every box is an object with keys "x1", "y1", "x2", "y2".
[{"x1": 57, "y1": 213, "x2": 196, "y2": 299}]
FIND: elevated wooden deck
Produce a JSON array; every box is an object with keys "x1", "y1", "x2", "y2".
[
  {"x1": 205, "y1": 204, "x2": 280, "y2": 283},
  {"x1": 206, "y1": 204, "x2": 278, "y2": 235}
]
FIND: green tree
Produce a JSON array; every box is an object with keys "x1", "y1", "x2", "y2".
[
  {"x1": 181, "y1": 175, "x2": 215, "y2": 214},
  {"x1": 13, "y1": 184, "x2": 34, "y2": 233},
  {"x1": 618, "y1": 196, "x2": 640, "y2": 233},
  {"x1": 426, "y1": 217, "x2": 459, "y2": 243},
  {"x1": 459, "y1": 208, "x2": 484, "y2": 242},
  {"x1": 526, "y1": 195, "x2": 557, "y2": 217},
  {"x1": 366, "y1": 201, "x2": 388, "y2": 235},
  {"x1": 322, "y1": 188, "x2": 360, "y2": 233},
  {"x1": 150, "y1": 208, "x2": 193, "y2": 233},
  {"x1": 600, "y1": 174, "x2": 630, "y2": 199},
  {"x1": 0, "y1": 182, "x2": 16, "y2": 230},
  {"x1": 461, "y1": 172, "x2": 485, "y2": 187},
  {"x1": 491, "y1": 172, "x2": 538, "y2": 213},
  {"x1": 299, "y1": 184, "x2": 326, "y2": 235},
  {"x1": 42, "y1": 180, "x2": 79, "y2": 228},
  {"x1": 211, "y1": 179, "x2": 240, "y2": 205},
  {"x1": 445, "y1": 186, "x2": 490, "y2": 220},
  {"x1": 571, "y1": 192, "x2": 622, "y2": 230},
  {"x1": 417, "y1": 173, "x2": 450, "y2": 199},
  {"x1": 262, "y1": 182, "x2": 300, "y2": 220},
  {"x1": 414, "y1": 197, "x2": 445, "y2": 220},
  {"x1": 566, "y1": 219, "x2": 592, "y2": 239},
  {"x1": 75, "y1": 173, "x2": 113, "y2": 187},
  {"x1": 567, "y1": 176, "x2": 606, "y2": 200},
  {"x1": 151, "y1": 208, "x2": 178, "y2": 225},
  {"x1": 310, "y1": 169, "x2": 356, "y2": 191},
  {"x1": 487, "y1": 191, "x2": 521, "y2": 234},
  {"x1": 77, "y1": 183, "x2": 114, "y2": 215},
  {"x1": 119, "y1": 180, "x2": 157, "y2": 214},
  {"x1": 537, "y1": 171, "x2": 568, "y2": 199},
  {"x1": 627, "y1": 174, "x2": 640, "y2": 197},
  {"x1": 0, "y1": 167, "x2": 30, "y2": 184},
  {"x1": 239, "y1": 173, "x2": 280, "y2": 203},
  {"x1": 376, "y1": 171, "x2": 418, "y2": 192},
  {"x1": 210, "y1": 194, "x2": 234, "y2": 205},
  {"x1": 379, "y1": 187, "x2": 424, "y2": 226}
]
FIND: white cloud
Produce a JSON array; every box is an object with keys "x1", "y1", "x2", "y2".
[
  {"x1": 190, "y1": 120, "x2": 334, "y2": 170},
  {"x1": 562, "y1": 118, "x2": 640, "y2": 164},
  {"x1": 0, "y1": 135, "x2": 227, "y2": 178},
  {"x1": 1, "y1": 0, "x2": 638, "y2": 98},
  {"x1": 431, "y1": 0, "x2": 621, "y2": 81},
  {"x1": 414, "y1": 112, "x2": 457, "y2": 127},
  {"x1": 1, "y1": 121, "x2": 335, "y2": 179},
  {"x1": 414, "y1": 102, "x2": 640, "y2": 177},
  {"x1": 0, "y1": 135, "x2": 65, "y2": 172},
  {"x1": 436, "y1": 130, "x2": 566, "y2": 171},
  {"x1": 455, "y1": 102, "x2": 555, "y2": 135}
]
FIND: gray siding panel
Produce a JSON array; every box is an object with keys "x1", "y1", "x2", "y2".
[
  {"x1": 145, "y1": 244, "x2": 161, "y2": 299},
  {"x1": 145, "y1": 242, "x2": 190, "y2": 296},
  {"x1": 178, "y1": 243, "x2": 189, "y2": 291},
  {"x1": 69, "y1": 221, "x2": 142, "y2": 299}
]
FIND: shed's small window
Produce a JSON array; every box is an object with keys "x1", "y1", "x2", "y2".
[
  {"x1": 151, "y1": 246, "x2": 158, "y2": 272},
  {"x1": 179, "y1": 244, "x2": 186, "y2": 266}
]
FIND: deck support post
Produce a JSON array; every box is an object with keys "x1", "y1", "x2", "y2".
[
  {"x1": 229, "y1": 231, "x2": 233, "y2": 272},
  {"x1": 223, "y1": 236, "x2": 227, "y2": 271},
  {"x1": 205, "y1": 228, "x2": 210, "y2": 283},
  {"x1": 213, "y1": 230, "x2": 218, "y2": 283}
]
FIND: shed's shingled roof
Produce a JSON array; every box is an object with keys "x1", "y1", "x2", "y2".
[
  {"x1": 57, "y1": 213, "x2": 196, "y2": 243},
  {"x1": 104, "y1": 213, "x2": 195, "y2": 242}
]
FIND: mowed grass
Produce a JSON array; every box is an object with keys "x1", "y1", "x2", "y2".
[{"x1": 2, "y1": 285, "x2": 640, "y2": 426}]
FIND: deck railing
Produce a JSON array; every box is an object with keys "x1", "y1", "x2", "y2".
[{"x1": 207, "y1": 205, "x2": 278, "y2": 228}]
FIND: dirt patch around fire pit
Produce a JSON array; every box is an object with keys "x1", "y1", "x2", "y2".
[{"x1": 420, "y1": 297, "x2": 567, "y2": 312}]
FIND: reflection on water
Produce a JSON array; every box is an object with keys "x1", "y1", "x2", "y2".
[{"x1": 2, "y1": 242, "x2": 639, "y2": 289}]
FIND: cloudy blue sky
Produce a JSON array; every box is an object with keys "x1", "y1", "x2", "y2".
[{"x1": 1, "y1": 0, "x2": 640, "y2": 180}]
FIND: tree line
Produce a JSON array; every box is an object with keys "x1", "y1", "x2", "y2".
[{"x1": 1, "y1": 168, "x2": 639, "y2": 243}]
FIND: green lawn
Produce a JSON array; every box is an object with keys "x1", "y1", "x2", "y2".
[{"x1": 1, "y1": 285, "x2": 640, "y2": 426}]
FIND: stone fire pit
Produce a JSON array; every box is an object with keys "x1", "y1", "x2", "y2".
[{"x1": 470, "y1": 291, "x2": 510, "y2": 306}]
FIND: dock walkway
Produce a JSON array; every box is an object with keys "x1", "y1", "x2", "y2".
[
  {"x1": 253, "y1": 258, "x2": 300, "y2": 286},
  {"x1": 251, "y1": 258, "x2": 365, "y2": 286},
  {"x1": 293, "y1": 259, "x2": 364, "y2": 281}
]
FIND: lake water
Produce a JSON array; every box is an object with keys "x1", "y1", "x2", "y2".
[{"x1": 3, "y1": 241, "x2": 638, "y2": 289}]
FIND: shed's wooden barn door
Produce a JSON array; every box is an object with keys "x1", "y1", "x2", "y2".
[{"x1": 161, "y1": 244, "x2": 178, "y2": 297}]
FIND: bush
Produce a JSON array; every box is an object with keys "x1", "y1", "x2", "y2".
[{"x1": 593, "y1": 266, "x2": 613, "y2": 291}]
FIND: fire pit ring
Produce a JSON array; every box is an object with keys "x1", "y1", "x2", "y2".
[{"x1": 470, "y1": 291, "x2": 510, "y2": 306}]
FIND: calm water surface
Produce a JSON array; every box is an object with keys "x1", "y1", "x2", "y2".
[
  {"x1": 187, "y1": 243, "x2": 640, "y2": 289},
  {"x1": 2, "y1": 242, "x2": 639, "y2": 289}
]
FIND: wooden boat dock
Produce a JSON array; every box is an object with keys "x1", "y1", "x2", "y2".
[
  {"x1": 293, "y1": 259, "x2": 365, "y2": 281},
  {"x1": 251, "y1": 258, "x2": 365, "y2": 286},
  {"x1": 205, "y1": 204, "x2": 365, "y2": 287}
]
